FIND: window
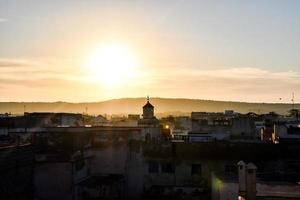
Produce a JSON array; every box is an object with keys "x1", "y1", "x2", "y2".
[
  {"x1": 200, "y1": 119, "x2": 208, "y2": 125},
  {"x1": 191, "y1": 164, "x2": 202, "y2": 175},
  {"x1": 145, "y1": 133, "x2": 151, "y2": 141},
  {"x1": 148, "y1": 161, "x2": 159, "y2": 173},
  {"x1": 161, "y1": 163, "x2": 175, "y2": 173}
]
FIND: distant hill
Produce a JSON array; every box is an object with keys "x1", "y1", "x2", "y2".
[{"x1": 0, "y1": 98, "x2": 298, "y2": 117}]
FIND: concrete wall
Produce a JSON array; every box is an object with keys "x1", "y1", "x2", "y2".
[
  {"x1": 141, "y1": 127, "x2": 161, "y2": 141},
  {"x1": 126, "y1": 151, "x2": 145, "y2": 200},
  {"x1": 256, "y1": 183, "x2": 300, "y2": 198},
  {"x1": 0, "y1": 145, "x2": 34, "y2": 200},
  {"x1": 211, "y1": 176, "x2": 238, "y2": 200},
  {"x1": 212, "y1": 181, "x2": 300, "y2": 200},
  {"x1": 0, "y1": 127, "x2": 8, "y2": 135},
  {"x1": 192, "y1": 125, "x2": 232, "y2": 134},
  {"x1": 88, "y1": 144, "x2": 129, "y2": 175},
  {"x1": 231, "y1": 118, "x2": 254, "y2": 137},
  {"x1": 34, "y1": 163, "x2": 73, "y2": 200},
  {"x1": 126, "y1": 149, "x2": 239, "y2": 199}
]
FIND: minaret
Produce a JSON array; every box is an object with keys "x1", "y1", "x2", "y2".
[{"x1": 142, "y1": 96, "x2": 154, "y2": 119}]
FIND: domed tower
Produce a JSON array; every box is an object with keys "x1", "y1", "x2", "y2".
[
  {"x1": 143, "y1": 96, "x2": 154, "y2": 119},
  {"x1": 138, "y1": 96, "x2": 159, "y2": 127}
]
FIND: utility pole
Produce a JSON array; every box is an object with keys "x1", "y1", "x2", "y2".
[{"x1": 292, "y1": 92, "x2": 295, "y2": 110}]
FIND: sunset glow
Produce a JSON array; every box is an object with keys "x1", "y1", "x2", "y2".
[
  {"x1": 0, "y1": 1, "x2": 300, "y2": 102},
  {"x1": 0, "y1": 2, "x2": 300, "y2": 199},
  {"x1": 86, "y1": 42, "x2": 138, "y2": 86}
]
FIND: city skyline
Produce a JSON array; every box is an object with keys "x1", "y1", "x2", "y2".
[{"x1": 1, "y1": 0, "x2": 300, "y2": 103}]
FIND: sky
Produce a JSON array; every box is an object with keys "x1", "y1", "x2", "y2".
[{"x1": 0, "y1": 0, "x2": 300, "y2": 103}]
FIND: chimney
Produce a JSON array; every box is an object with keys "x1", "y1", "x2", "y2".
[
  {"x1": 237, "y1": 161, "x2": 257, "y2": 200},
  {"x1": 246, "y1": 163, "x2": 257, "y2": 200},
  {"x1": 238, "y1": 161, "x2": 246, "y2": 197}
]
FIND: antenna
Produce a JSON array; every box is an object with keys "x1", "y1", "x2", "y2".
[
  {"x1": 292, "y1": 92, "x2": 295, "y2": 110},
  {"x1": 23, "y1": 104, "x2": 26, "y2": 114},
  {"x1": 147, "y1": 95, "x2": 149, "y2": 102}
]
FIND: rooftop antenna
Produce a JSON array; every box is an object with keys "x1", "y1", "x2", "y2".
[
  {"x1": 147, "y1": 95, "x2": 150, "y2": 102},
  {"x1": 23, "y1": 104, "x2": 26, "y2": 114},
  {"x1": 292, "y1": 92, "x2": 295, "y2": 110}
]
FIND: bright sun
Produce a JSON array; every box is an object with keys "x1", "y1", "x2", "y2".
[{"x1": 86, "y1": 42, "x2": 138, "y2": 86}]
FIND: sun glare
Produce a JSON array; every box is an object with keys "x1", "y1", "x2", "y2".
[{"x1": 86, "y1": 42, "x2": 138, "y2": 86}]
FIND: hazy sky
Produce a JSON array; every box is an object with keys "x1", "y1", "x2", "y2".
[{"x1": 0, "y1": 0, "x2": 300, "y2": 103}]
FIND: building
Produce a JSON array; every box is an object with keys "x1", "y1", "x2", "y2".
[
  {"x1": 138, "y1": 97, "x2": 161, "y2": 141},
  {"x1": 31, "y1": 126, "x2": 142, "y2": 200},
  {"x1": 191, "y1": 112, "x2": 232, "y2": 136},
  {"x1": 19, "y1": 112, "x2": 84, "y2": 127},
  {"x1": 273, "y1": 121, "x2": 300, "y2": 143},
  {"x1": 0, "y1": 144, "x2": 34, "y2": 200},
  {"x1": 138, "y1": 97, "x2": 159, "y2": 127},
  {"x1": 188, "y1": 132, "x2": 230, "y2": 142},
  {"x1": 89, "y1": 115, "x2": 109, "y2": 126},
  {"x1": 231, "y1": 117, "x2": 256, "y2": 139}
]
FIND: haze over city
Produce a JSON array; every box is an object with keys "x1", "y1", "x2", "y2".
[{"x1": 1, "y1": 0, "x2": 300, "y2": 103}]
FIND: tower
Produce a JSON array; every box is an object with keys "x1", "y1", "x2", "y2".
[
  {"x1": 138, "y1": 96, "x2": 159, "y2": 127},
  {"x1": 142, "y1": 96, "x2": 154, "y2": 119}
]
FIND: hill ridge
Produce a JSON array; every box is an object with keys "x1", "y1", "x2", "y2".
[{"x1": 0, "y1": 97, "x2": 298, "y2": 116}]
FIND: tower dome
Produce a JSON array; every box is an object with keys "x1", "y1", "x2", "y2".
[
  {"x1": 143, "y1": 96, "x2": 154, "y2": 119},
  {"x1": 138, "y1": 96, "x2": 159, "y2": 127}
]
